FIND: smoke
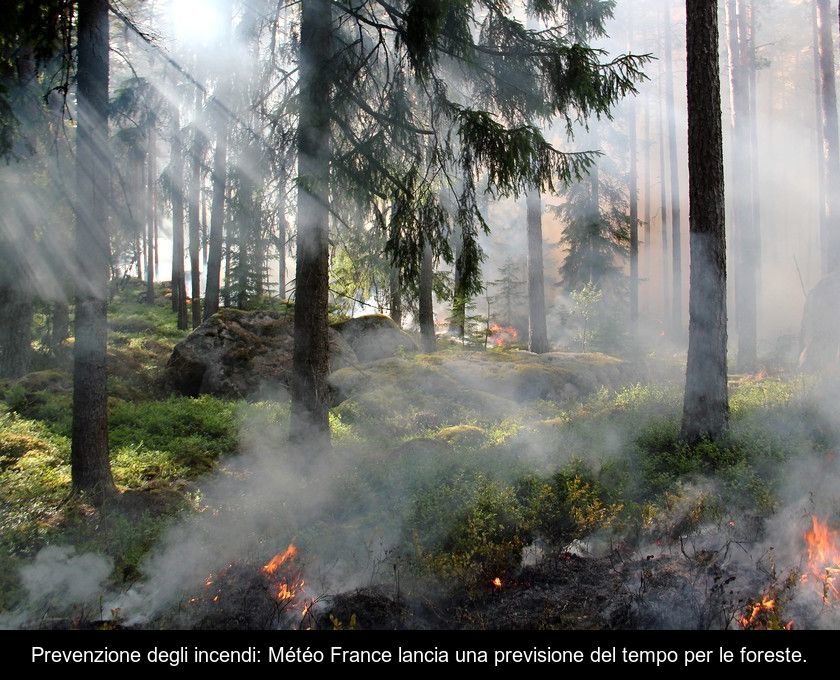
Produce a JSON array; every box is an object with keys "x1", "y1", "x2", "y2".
[{"x1": 0, "y1": 546, "x2": 113, "y2": 629}]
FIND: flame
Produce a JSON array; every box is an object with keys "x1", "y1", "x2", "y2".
[
  {"x1": 491, "y1": 577, "x2": 503, "y2": 589},
  {"x1": 262, "y1": 544, "x2": 306, "y2": 607},
  {"x1": 262, "y1": 544, "x2": 298, "y2": 576},
  {"x1": 803, "y1": 516, "x2": 840, "y2": 601},
  {"x1": 738, "y1": 596, "x2": 775, "y2": 629},
  {"x1": 737, "y1": 595, "x2": 794, "y2": 630},
  {"x1": 489, "y1": 324, "x2": 519, "y2": 347}
]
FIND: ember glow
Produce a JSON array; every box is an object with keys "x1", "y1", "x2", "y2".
[
  {"x1": 803, "y1": 516, "x2": 840, "y2": 601},
  {"x1": 491, "y1": 577, "x2": 503, "y2": 589}
]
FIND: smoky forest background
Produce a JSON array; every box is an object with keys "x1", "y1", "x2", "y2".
[{"x1": 2, "y1": 0, "x2": 840, "y2": 631}]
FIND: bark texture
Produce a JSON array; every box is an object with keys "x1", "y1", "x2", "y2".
[{"x1": 682, "y1": 0, "x2": 730, "y2": 443}]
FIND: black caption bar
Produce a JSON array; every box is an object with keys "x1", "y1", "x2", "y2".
[{"x1": 5, "y1": 630, "x2": 828, "y2": 672}]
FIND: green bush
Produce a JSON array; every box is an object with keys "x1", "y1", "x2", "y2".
[
  {"x1": 519, "y1": 461, "x2": 622, "y2": 548},
  {"x1": 407, "y1": 473, "x2": 530, "y2": 588}
]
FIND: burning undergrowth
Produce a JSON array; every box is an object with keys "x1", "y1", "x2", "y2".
[
  {"x1": 6, "y1": 373, "x2": 840, "y2": 630},
  {"x1": 157, "y1": 544, "x2": 314, "y2": 629}
]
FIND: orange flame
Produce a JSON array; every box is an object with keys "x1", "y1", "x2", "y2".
[
  {"x1": 262, "y1": 544, "x2": 306, "y2": 606},
  {"x1": 803, "y1": 516, "x2": 840, "y2": 601},
  {"x1": 491, "y1": 577, "x2": 503, "y2": 589},
  {"x1": 489, "y1": 324, "x2": 519, "y2": 347},
  {"x1": 262, "y1": 544, "x2": 298, "y2": 576},
  {"x1": 738, "y1": 596, "x2": 775, "y2": 629}
]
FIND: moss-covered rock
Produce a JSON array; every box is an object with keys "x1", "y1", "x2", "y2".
[
  {"x1": 332, "y1": 314, "x2": 417, "y2": 362},
  {"x1": 166, "y1": 310, "x2": 357, "y2": 398}
]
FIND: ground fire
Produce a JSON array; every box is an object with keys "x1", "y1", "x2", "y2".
[
  {"x1": 803, "y1": 516, "x2": 840, "y2": 601},
  {"x1": 489, "y1": 324, "x2": 519, "y2": 348}
]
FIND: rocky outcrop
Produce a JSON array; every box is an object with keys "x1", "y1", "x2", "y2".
[
  {"x1": 166, "y1": 309, "x2": 356, "y2": 398},
  {"x1": 331, "y1": 314, "x2": 417, "y2": 362}
]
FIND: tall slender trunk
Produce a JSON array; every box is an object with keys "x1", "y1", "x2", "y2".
[
  {"x1": 664, "y1": 3, "x2": 683, "y2": 335},
  {"x1": 146, "y1": 123, "x2": 156, "y2": 304},
  {"x1": 71, "y1": 0, "x2": 116, "y2": 501},
  {"x1": 170, "y1": 110, "x2": 188, "y2": 330},
  {"x1": 389, "y1": 264, "x2": 402, "y2": 326},
  {"x1": 419, "y1": 241, "x2": 436, "y2": 353},
  {"x1": 204, "y1": 114, "x2": 226, "y2": 319},
  {"x1": 682, "y1": 0, "x2": 729, "y2": 444},
  {"x1": 0, "y1": 275, "x2": 32, "y2": 378},
  {"x1": 223, "y1": 189, "x2": 232, "y2": 308},
  {"x1": 813, "y1": 0, "x2": 828, "y2": 271},
  {"x1": 289, "y1": 0, "x2": 333, "y2": 448},
  {"x1": 189, "y1": 116, "x2": 204, "y2": 328},
  {"x1": 726, "y1": 0, "x2": 757, "y2": 372},
  {"x1": 588, "y1": 124, "x2": 600, "y2": 286},
  {"x1": 643, "y1": 92, "x2": 653, "y2": 308},
  {"x1": 51, "y1": 300, "x2": 69, "y2": 351},
  {"x1": 526, "y1": 190, "x2": 549, "y2": 352},
  {"x1": 277, "y1": 159, "x2": 288, "y2": 300},
  {"x1": 658, "y1": 57, "x2": 670, "y2": 321},
  {"x1": 746, "y1": 1, "x2": 760, "y2": 258},
  {"x1": 629, "y1": 99, "x2": 639, "y2": 327},
  {"x1": 450, "y1": 226, "x2": 465, "y2": 339},
  {"x1": 817, "y1": 0, "x2": 840, "y2": 273}
]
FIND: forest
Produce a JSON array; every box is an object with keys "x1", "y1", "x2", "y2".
[{"x1": 1, "y1": 0, "x2": 840, "y2": 632}]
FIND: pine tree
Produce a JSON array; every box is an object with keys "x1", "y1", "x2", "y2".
[
  {"x1": 71, "y1": 0, "x2": 116, "y2": 501},
  {"x1": 682, "y1": 0, "x2": 729, "y2": 443}
]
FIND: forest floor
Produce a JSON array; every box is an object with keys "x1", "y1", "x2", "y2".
[{"x1": 1, "y1": 281, "x2": 839, "y2": 629}]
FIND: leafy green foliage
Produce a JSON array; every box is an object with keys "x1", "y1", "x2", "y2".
[{"x1": 408, "y1": 473, "x2": 530, "y2": 587}]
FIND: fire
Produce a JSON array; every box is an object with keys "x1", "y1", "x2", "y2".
[
  {"x1": 803, "y1": 516, "x2": 840, "y2": 601},
  {"x1": 262, "y1": 544, "x2": 306, "y2": 607},
  {"x1": 489, "y1": 323, "x2": 518, "y2": 347},
  {"x1": 262, "y1": 544, "x2": 298, "y2": 576},
  {"x1": 491, "y1": 577, "x2": 503, "y2": 589},
  {"x1": 737, "y1": 595, "x2": 794, "y2": 630}
]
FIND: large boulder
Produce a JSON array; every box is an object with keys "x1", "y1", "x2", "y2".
[
  {"x1": 799, "y1": 273, "x2": 840, "y2": 371},
  {"x1": 331, "y1": 314, "x2": 417, "y2": 362},
  {"x1": 167, "y1": 309, "x2": 357, "y2": 398}
]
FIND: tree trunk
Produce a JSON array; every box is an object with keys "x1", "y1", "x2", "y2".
[
  {"x1": 664, "y1": 4, "x2": 683, "y2": 335},
  {"x1": 237, "y1": 163, "x2": 253, "y2": 309},
  {"x1": 170, "y1": 110, "x2": 189, "y2": 330},
  {"x1": 204, "y1": 115, "x2": 226, "y2": 319},
  {"x1": 277, "y1": 158, "x2": 288, "y2": 300},
  {"x1": 526, "y1": 190, "x2": 549, "y2": 352},
  {"x1": 643, "y1": 92, "x2": 653, "y2": 308},
  {"x1": 71, "y1": 0, "x2": 116, "y2": 501},
  {"x1": 629, "y1": 99, "x2": 639, "y2": 327},
  {"x1": 726, "y1": 0, "x2": 757, "y2": 372},
  {"x1": 817, "y1": 0, "x2": 840, "y2": 273},
  {"x1": 389, "y1": 264, "x2": 402, "y2": 326},
  {"x1": 658, "y1": 57, "x2": 670, "y2": 321},
  {"x1": 0, "y1": 275, "x2": 32, "y2": 379},
  {"x1": 419, "y1": 241, "x2": 436, "y2": 353},
  {"x1": 289, "y1": 0, "x2": 333, "y2": 448},
  {"x1": 813, "y1": 0, "x2": 828, "y2": 271},
  {"x1": 51, "y1": 300, "x2": 70, "y2": 352},
  {"x1": 682, "y1": 0, "x2": 729, "y2": 444},
  {"x1": 146, "y1": 123, "x2": 156, "y2": 304},
  {"x1": 450, "y1": 226, "x2": 465, "y2": 339},
  {"x1": 189, "y1": 120, "x2": 203, "y2": 328}
]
